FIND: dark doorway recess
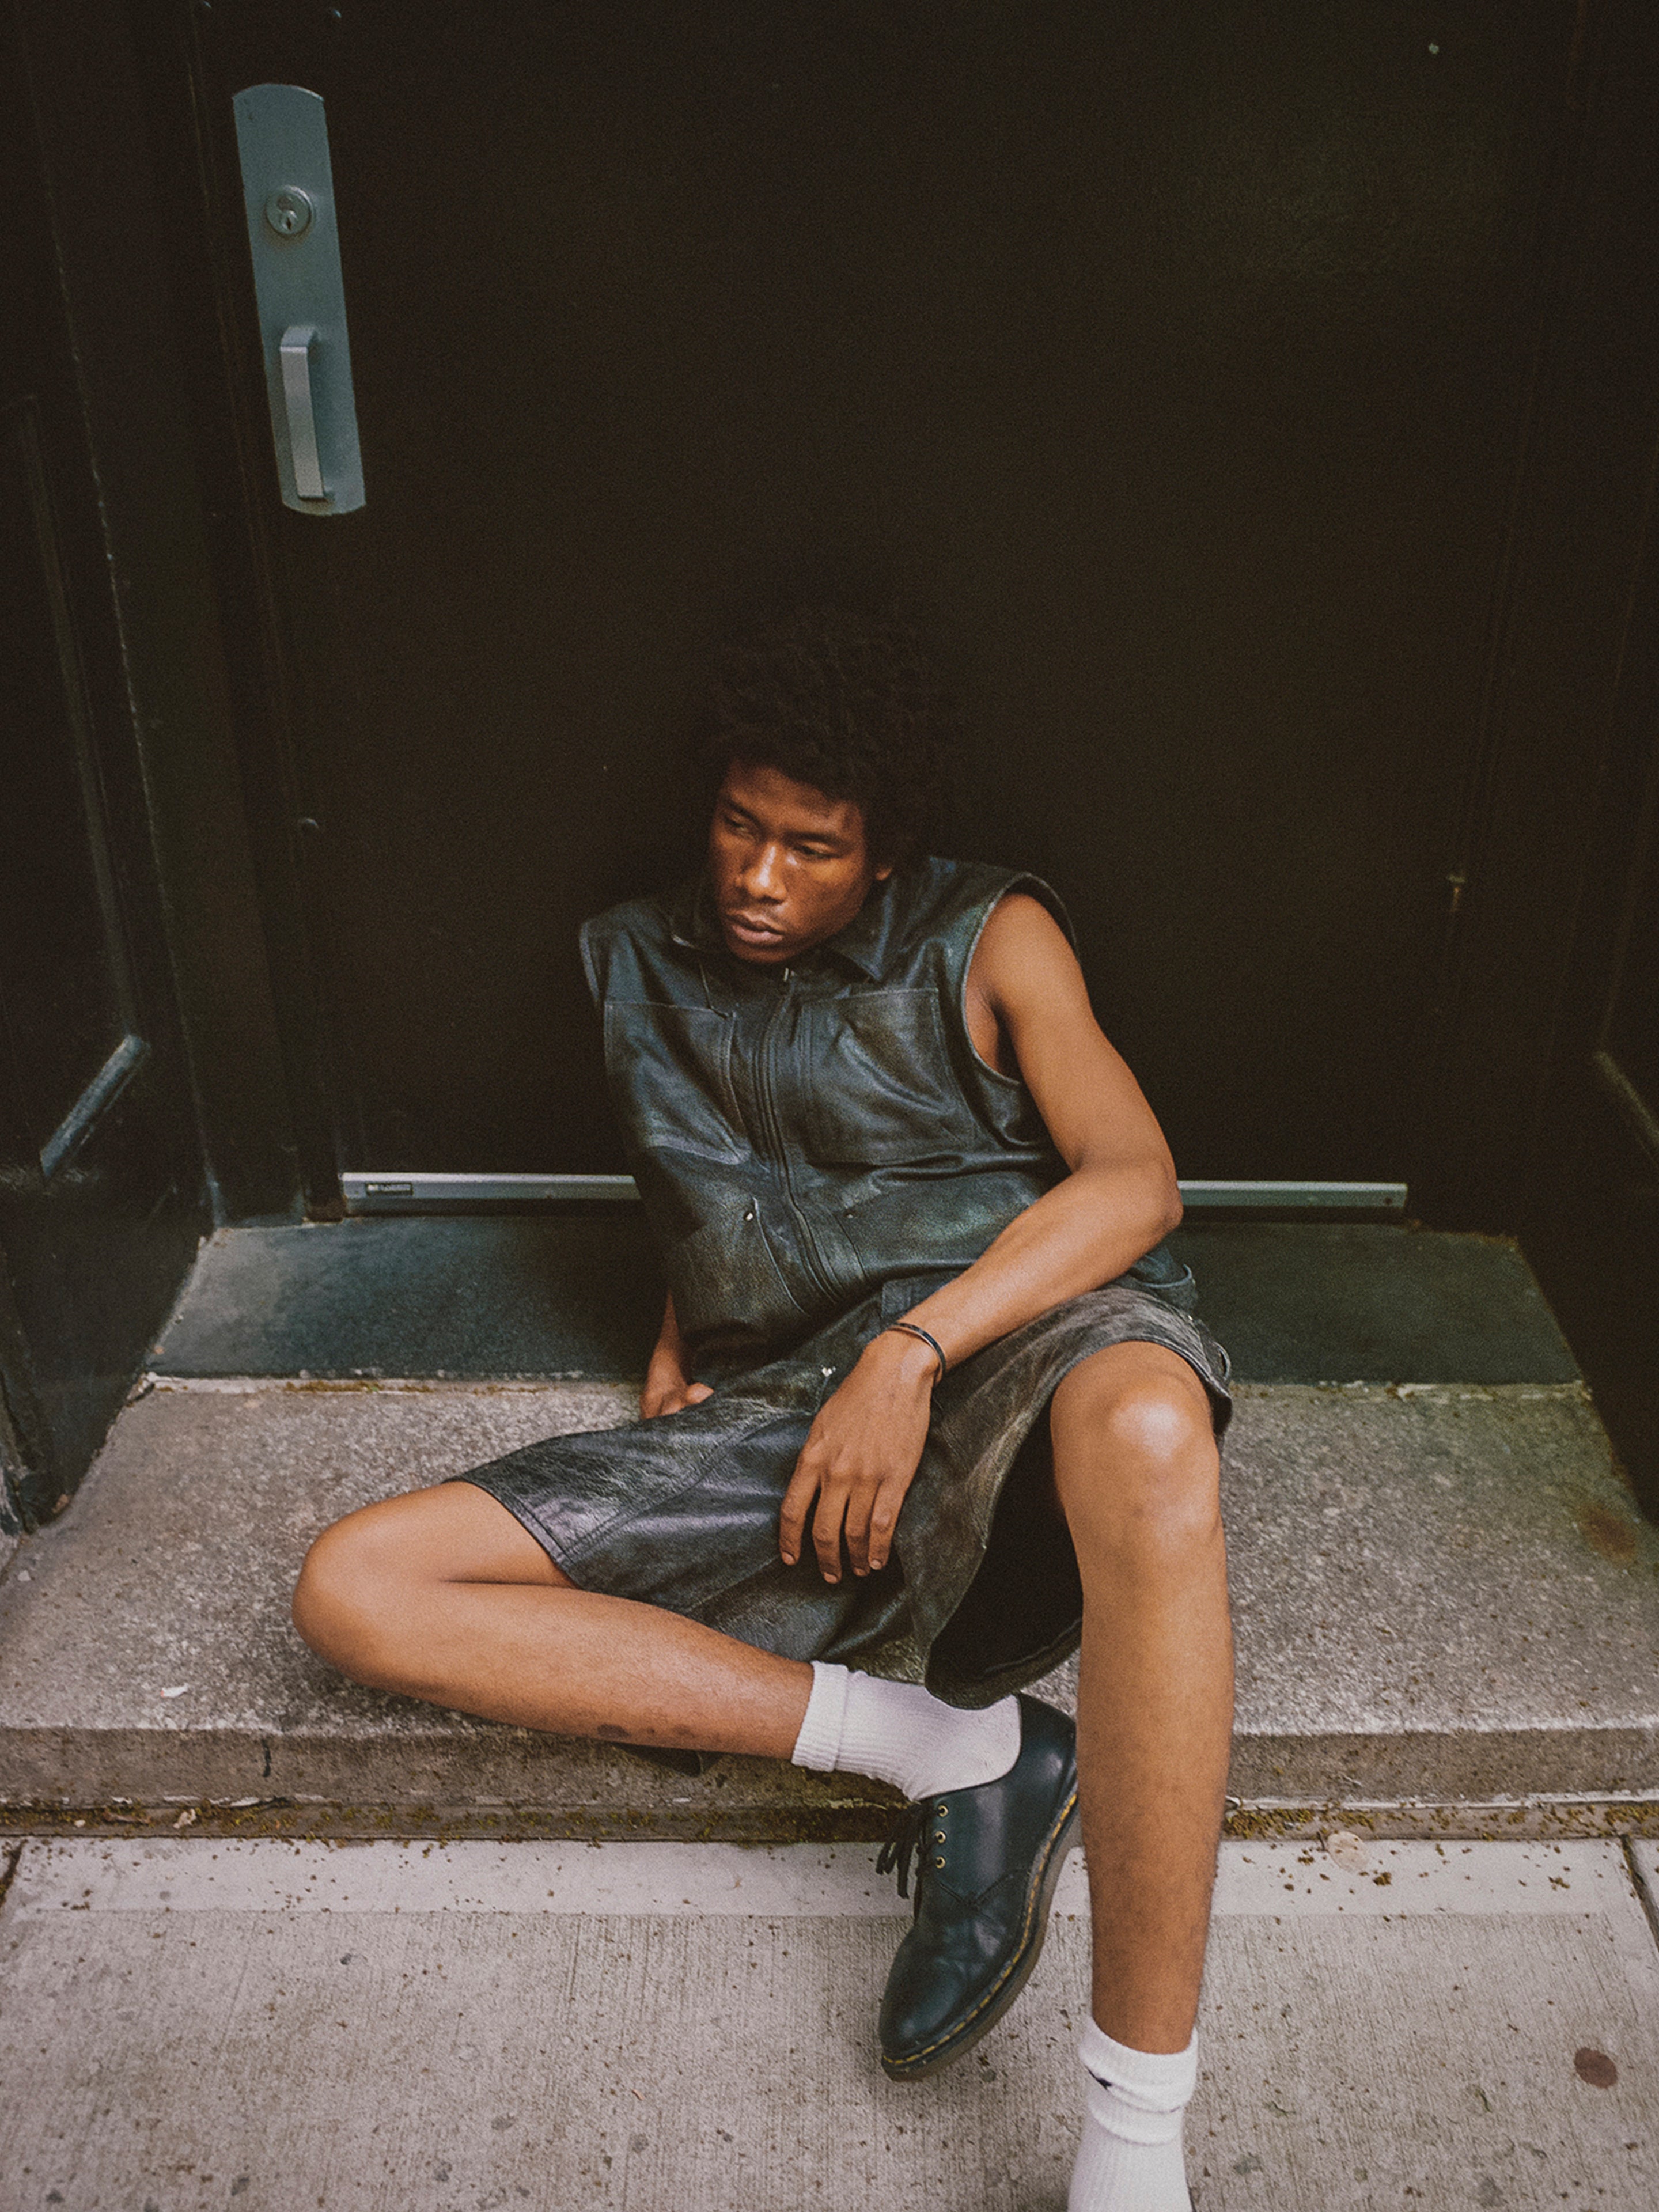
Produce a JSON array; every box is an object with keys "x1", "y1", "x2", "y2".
[
  {"x1": 157, "y1": 0, "x2": 1575, "y2": 1207},
  {"x1": 151, "y1": 1217, "x2": 1577, "y2": 1391},
  {"x1": 0, "y1": 6, "x2": 208, "y2": 1526}
]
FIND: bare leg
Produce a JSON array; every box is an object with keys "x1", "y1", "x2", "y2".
[
  {"x1": 1049, "y1": 1340, "x2": 1234, "y2": 2052},
  {"x1": 292, "y1": 1484, "x2": 812, "y2": 1758}
]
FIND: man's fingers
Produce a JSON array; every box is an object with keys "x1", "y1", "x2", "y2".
[
  {"x1": 811, "y1": 1480, "x2": 849, "y2": 1582},
  {"x1": 865, "y1": 1482, "x2": 906, "y2": 1575},
  {"x1": 847, "y1": 1478, "x2": 906, "y2": 1575},
  {"x1": 787, "y1": 1438, "x2": 850, "y2": 1581},
  {"x1": 843, "y1": 1484, "x2": 876, "y2": 1577},
  {"x1": 641, "y1": 1378, "x2": 714, "y2": 1419},
  {"x1": 778, "y1": 1461, "x2": 820, "y2": 1567}
]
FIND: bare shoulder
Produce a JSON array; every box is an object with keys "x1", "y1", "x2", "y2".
[
  {"x1": 969, "y1": 890, "x2": 1088, "y2": 1012},
  {"x1": 966, "y1": 888, "x2": 1173, "y2": 1173},
  {"x1": 964, "y1": 890, "x2": 1090, "y2": 1075}
]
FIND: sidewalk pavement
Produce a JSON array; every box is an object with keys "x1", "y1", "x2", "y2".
[{"x1": 2, "y1": 1833, "x2": 1656, "y2": 2210}]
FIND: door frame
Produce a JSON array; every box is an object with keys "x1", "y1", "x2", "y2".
[{"x1": 1, "y1": 0, "x2": 246, "y2": 1516}]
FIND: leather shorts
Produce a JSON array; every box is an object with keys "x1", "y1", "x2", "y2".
[{"x1": 452, "y1": 1270, "x2": 1231, "y2": 1709}]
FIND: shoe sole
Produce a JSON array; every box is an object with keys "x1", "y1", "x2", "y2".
[{"x1": 879, "y1": 1781, "x2": 1082, "y2": 2082}]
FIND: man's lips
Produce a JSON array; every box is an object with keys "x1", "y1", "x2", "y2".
[{"x1": 723, "y1": 910, "x2": 787, "y2": 944}]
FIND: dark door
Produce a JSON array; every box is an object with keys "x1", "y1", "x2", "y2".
[
  {"x1": 0, "y1": 6, "x2": 207, "y2": 1524},
  {"x1": 172, "y1": 2, "x2": 1573, "y2": 1198}
]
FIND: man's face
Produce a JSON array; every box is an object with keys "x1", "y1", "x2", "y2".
[{"x1": 708, "y1": 759, "x2": 892, "y2": 965}]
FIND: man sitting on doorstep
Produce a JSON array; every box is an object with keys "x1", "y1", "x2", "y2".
[{"x1": 294, "y1": 607, "x2": 1234, "y2": 2212}]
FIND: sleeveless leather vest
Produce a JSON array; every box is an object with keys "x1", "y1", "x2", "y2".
[{"x1": 581, "y1": 857, "x2": 1185, "y2": 1364}]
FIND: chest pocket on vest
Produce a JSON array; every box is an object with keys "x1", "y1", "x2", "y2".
[
  {"x1": 798, "y1": 990, "x2": 978, "y2": 1166},
  {"x1": 603, "y1": 1002, "x2": 745, "y2": 1164}
]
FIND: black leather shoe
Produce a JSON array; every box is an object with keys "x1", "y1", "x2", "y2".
[{"x1": 876, "y1": 1694, "x2": 1080, "y2": 2081}]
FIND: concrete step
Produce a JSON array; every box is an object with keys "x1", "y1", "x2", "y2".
[{"x1": 1, "y1": 1376, "x2": 1655, "y2": 1840}]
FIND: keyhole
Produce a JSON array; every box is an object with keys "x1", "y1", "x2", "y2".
[{"x1": 264, "y1": 188, "x2": 314, "y2": 238}]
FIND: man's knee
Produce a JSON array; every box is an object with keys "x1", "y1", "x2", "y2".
[
  {"x1": 291, "y1": 1506, "x2": 411, "y2": 1678},
  {"x1": 1052, "y1": 1355, "x2": 1221, "y2": 1551}
]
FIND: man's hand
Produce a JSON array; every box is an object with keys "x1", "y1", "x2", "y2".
[
  {"x1": 640, "y1": 1362, "x2": 714, "y2": 1418},
  {"x1": 778, "y1": 1331, "x2": 938, "y2": 1581},
  {"x1": 640, "y1": 1293, "x2": 714, "y2": 1418}
]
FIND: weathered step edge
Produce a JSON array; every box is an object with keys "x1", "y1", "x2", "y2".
[
  {"x1": 3, "y1": 1722, "x2": 1657, "y2": 1843},
  {"x1": 2, "y1": 1719, "x2": 1656, "y2": 1805},
  {"x1": 3, "y1": 1796, "x2": 1657, "y2": 1846}
]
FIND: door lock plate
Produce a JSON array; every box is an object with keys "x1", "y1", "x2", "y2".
[{"x1": 233, "y1": 84, "x2": 364, "y2": 514}]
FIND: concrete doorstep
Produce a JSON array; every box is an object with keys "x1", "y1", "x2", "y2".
[
  {"x1": 0, "y1": 1376, "x2": 1655, "y2": 1839},
  {"x1": 1, "y1": 1833, "x2": 1656, "y2": 2210}
]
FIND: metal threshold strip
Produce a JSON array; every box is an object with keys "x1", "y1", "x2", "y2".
[
  {"x1": 340, "y1": 1173, "x2": 1407, "y2": 1214},
  {"x1": 1177, "y1": 1180, "x2": 1406, "y2": 1210}
]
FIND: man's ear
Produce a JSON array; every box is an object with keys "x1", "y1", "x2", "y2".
[{"x1": 874, "y1": 861, "x2": 896, "y2": 882}]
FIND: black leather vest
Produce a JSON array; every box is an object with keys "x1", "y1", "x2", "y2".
[{"x1": 582, "y1": 858, "x2": 1181, "y2": 1363}]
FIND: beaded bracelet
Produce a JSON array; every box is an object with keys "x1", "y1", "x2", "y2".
[{"x1": 884, "y1": 1319, "x2": 947, "y2": 1384}]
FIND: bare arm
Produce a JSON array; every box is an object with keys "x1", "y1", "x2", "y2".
[
  {"x1": 900, "y1": 891, "x2": 1183, "y2": 1359},
  {"x1": 640, "y1": 1292, "x2": 714, "y2": 1418},
  {"x1": 778, "y1": 892, "x2": 1181, "y2": 1580}
]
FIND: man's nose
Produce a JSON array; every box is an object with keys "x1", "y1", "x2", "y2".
[{"x1": 738, "y1": 841, "x2": 787, "y2": 902}]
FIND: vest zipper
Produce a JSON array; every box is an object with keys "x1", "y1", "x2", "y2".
[{"x1": 755, "y1": 967, "x2": 840, "y2": 1305}]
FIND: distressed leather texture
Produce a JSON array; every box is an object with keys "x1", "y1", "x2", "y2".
[
  {"x1": 456, "y1": 859, "x2": 1230, "y2": 1703},
  {"x1": 581, "y1": 857, "x2": 1192, "y2": 1367}
]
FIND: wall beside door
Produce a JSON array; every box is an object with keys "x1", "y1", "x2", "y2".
[
  {"x1": 1528, "y1": 645, "x2": 1659, "y2": 1517},
  {"x1": 1410, "y1": 0, "x2": 1659, "y2": 1514},
  {"x1": 0, "y1": 0, "x2": 302, "y2": 1520},
  {"x1": 1516, "y1": 0, "x2": 1659, "y2": 1514}
]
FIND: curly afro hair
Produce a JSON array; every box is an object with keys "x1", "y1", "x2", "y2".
[{"x1": 701, "y1": 607, "x2": 957, "y2": 866}]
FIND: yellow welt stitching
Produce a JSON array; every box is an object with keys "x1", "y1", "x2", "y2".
[{"x1": 889, "y1": 1786, "x2": 1079, "y2": 2067}]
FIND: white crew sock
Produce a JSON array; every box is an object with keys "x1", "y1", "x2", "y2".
[
  {"x1": 790, "y1": 1661, "x2": 1021, "y2": 1801},
  {"x1": 1068, "y1": 2020, "x2": 1198, "y2": 2212}
]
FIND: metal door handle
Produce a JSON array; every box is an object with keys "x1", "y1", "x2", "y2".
[
  {"x1": 278, "y1": 325, "x2": 327, "y2": 499},
  {"x1": 233, "y1": 85, "x2": 365, "y2": 514}
]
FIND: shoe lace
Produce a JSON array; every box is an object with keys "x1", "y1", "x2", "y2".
[{"x1": 876, "y1": 1800, "x2": 930, "y2": 1901}]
